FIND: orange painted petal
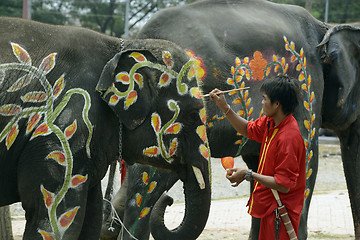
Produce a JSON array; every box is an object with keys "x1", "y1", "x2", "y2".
[
  {"x1": 162, "y1": 51, "x2": 173, "y2": 67},
  {"x1": 41, "y1": 185, "x2": 54, "y2": 208},
  {"x1": 296, "y1": 64, "x2": 302, "y2": 71},
  {"x1": 200, "y1": 144, "x2": 209, "y2": 159},
  {"x1": 310, "y1": 92, "x2": 314, "y2": 103},
  {"x1": 169, "y1": 138, "x2": 178, "y2": 157},
  {"x1": 311, "y1": 128, "x2": 315, "y2": 139},
  {"x1": 21, "y1": 91, "x2": 47, "y2": 103},
  {"x1": 7, "y1": 74, "x2": 33, "y2": 92},
  {"x1": 304, "y1": 120, "x2": 310, "y2": 131},
  {"x1": 147, "y1": 181, "x2": 157, "y2": 193},
  {"x1": 235, "y1": 139, "x2": 243, "y2": 145},
  {"x1": 291, "y1": 55, "x2": 297, "y2": 62},
  {"x1": 166, "y1": 123, "x2": 181, "y2": 134},
  {"x1": 116, "y1": 72, "x2": 130, "y2": 84},
  {"x1": 47, "y1": 151, "x2": 66, "y2": 165},
  {"x1": 151, "y1": 114, "x2": 161, "y2": 133},
  {"x1": 233, "y1": 98, "x2": 242, "y2": 105},
  {"x1": 306, "y1": 168, "x2": 312, "y2": 179},
  {"x1": 71, "y1": 175, "x2": 88, "y2": 187},
  {"x1": 243, "y1": 57, "x2": 249, "y2": 64},
  {"x1": 246, "y1": 98, "x2": 251, "y2": 108},
  {"x1": 142, "y1": 172, "x2": 149, "y2": 184},
  {"x1": 6, "y1": 124, "x2": 18, "y2": 150},
  {"x1": 307, "y1": 75, "x2": 312, "y2": 86},
  {"x1": 27, "y1": 113, "x2": 41, "y2": 134},
  {"x1": 136, "y1": 193, "x2": 142, "y2": 207},
  {"x1": 300, "y1": 48, "x2": 304, "y2": 59},
  {"x1": 190, "y1": 87, "x2": 202, "y2": 99},
  {"x1": 32, "y1": 123, "x2": 50, "y2": 139},
  {"x1": 11, "y1": 42, "x2": 31, "y2": 64},
  {"x1": 311, "y1": 114, "x2": 316, "y2": 124},
  {"x1": 247, "y1": 107, "x2": 253, "y2": 118},
  {"x1": 125, "y1": 90, "x2": 137, "y2": 108},
  {"x1": 143, "y1": 146, "x2": 159, "y2": 157},
  {"x1": 196, "y1": 125, "x2": 207, "y2": 143},
  {"x1": 227, "y1": 78, "x2": 234, "y2": 85},
  {"x1": 134, "y1": 73, "x2": 143, "y2": 88},
  {"x1": 38, "y1": 230, "x2": 55, "y2": 240},
  {"x1": 159, "y1": 73, "x2": 171, "y2": 86},
  {"x1": 290, "y1": 41, "x2": 295, "y2": 51},
  {"x1": 304, "y1": 188, "x2": 310, "y2": 199},
  {"x1": 301, "y1": 84, "x2": 308, "y2": 92},
  {"x1": 235, "y1": 57, "x2": 241, "y2": 66},
  {"x1": 39, "y1": 53, "x2": 57, "y2": 74},
  {"x1": 53, "y1": 74, "x2": 65, "y2": 98},
  {"x1": 0, "y1": 104, "x2": 22, "y2": 116},
  {"x1": 200, "y1": 108, "x2": 207, "y2": 124},
  {"x1": 221, "y1": 157, "x2": 234, "y2": 170},
  {"x1": 238, "y1": 109, "x2": 245, "y2": 116},
  {"x1": 231, "y1": 66, "x2": 235, "y2": 75},
  {"x1": 139, "y1": 207, "x2": 150, "y2": 219},
  {"x1": 307, "y1": 150, "x2": 313, "y2": 163},
  {"x1": 129, "y1": 52, "x2": 147, "y2": 62},
  {"x1": 235, "y1": 75, "x2": 242, "y2": 83},
  {"x1": 109, "y1": 94, "x2": 120, "y2": 105},
  {"x1": 299, "y1": 73, "x2": 305, "y2": 81},
  {"x1": 303, "y1": 101, "x2": 310, "y2": 111},
  {"x1": 59, "y1": 207, "x2": 79, "y2": 228},
  {"x1": 65, "y1": 120, "x2": 77, "y2": 139}
]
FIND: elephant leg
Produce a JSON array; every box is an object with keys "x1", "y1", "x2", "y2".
[
  {"x1": 101, "y1": 172, "x2": 129, "y2": 240},
  {"x1": 78, "y1": 183, "x2": 103, "y2": 239},
  {"x1": 338, "y1": 119, "x2": 360, "y2": 239},
  {"x1": 18, "y1": 140, "x2": 90, "y2": 239}
]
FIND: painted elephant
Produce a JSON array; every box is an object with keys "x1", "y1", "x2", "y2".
[
  {"x1": 0, "y1": 17, "x2": 212, "y2": 240},
  {"x1": 101, "y1": 163, "x2": 179, "y2": 240},
  {"x1": 131, "y1": 0, "x2": 360, "y2": 239}
]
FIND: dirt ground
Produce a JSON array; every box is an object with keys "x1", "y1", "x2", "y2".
[{"x1": 10, "y1": 137, "x2": 353, "y2": 239}]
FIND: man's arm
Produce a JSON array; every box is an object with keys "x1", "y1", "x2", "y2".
[{"x1": 226, "y1": 168, "x2": 290, "y2": 193}]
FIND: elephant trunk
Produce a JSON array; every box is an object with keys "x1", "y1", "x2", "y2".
[{"x1": 150, "y1": 163, "x2": 211, "y2": 240}]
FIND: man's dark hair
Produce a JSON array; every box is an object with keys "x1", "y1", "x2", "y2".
[{"x1": 260, "y1": 74, "x2": 299, "y2": 115}]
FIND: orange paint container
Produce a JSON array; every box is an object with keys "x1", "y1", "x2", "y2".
[{"x1": 221, "y1": 157, "x2": 234, "y2": 175}]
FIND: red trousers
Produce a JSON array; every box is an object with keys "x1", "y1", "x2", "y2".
[{"x1": 259, "y1": 210, "x2": 300, "y2": 240}]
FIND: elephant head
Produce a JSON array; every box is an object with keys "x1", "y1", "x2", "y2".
[
  {"x1": 96, "y1": 39, "x2": 211, "y2": 240},
  {"x1": 318, "y1": 25, "x2": 360, "y2": 131}
]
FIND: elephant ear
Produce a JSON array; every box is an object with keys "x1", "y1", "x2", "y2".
[
  {"x1": 96, "y1": 50, "x2": 156, "y2": 130},
  {"x1": 317, "y1": 25, "x2": 360, "y2": 107}
]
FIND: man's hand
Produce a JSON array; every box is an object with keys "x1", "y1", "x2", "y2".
[
  {"x1": 226, "y1": 168, "x2": 247, "y2": 187},
  {"x1": 209, "y1": 88, "x2": 230, "y2": 113}
]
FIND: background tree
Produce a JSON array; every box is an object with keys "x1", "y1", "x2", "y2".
[{"x1": 0, "y1": 206, "x2": 13, "y2": 240}]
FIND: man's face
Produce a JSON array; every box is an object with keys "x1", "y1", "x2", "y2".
[{"x1": 261, "y1": 93, "x2": 278, "y2": 117}]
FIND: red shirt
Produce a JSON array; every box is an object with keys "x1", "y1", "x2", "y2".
[{"x1": 246, "y1": 114, "x2": 306, "y2": 219}]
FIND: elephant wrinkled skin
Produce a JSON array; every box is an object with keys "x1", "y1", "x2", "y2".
[
  {"x1": 101, "y1": 0, "x2": 360, "y2": 239},
  {"x1": 0, "y1": 17, "x2": 211, "y2": 240}
]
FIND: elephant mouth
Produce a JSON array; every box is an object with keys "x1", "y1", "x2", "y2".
[{"x1": 192, "y1": 165, "x2": 206, "y2": 189}]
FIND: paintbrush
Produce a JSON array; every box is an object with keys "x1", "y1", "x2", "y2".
[{"x1": 202, "y1": 87, "x2": 250, "y2": 97}]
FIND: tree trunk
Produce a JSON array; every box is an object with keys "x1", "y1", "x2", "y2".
[
  {"x1": 305, "y1": 0, "x2": 312, "y2": 13},
  {"x1": 0, "y1": 206, "x2": 14, "y2": 240}
]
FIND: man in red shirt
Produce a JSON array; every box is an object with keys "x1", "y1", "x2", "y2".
[{"x1": 210, "y1": 75, "x2": 306, "y2": 240}]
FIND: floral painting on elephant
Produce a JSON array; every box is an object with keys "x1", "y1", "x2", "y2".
[{"x1": 207, "y1": 36, "x2": 315, "y2": 200}]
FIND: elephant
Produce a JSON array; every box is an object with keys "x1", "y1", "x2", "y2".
[
  {"x1": 127, "y1": 0, "x2": 359, "y2": 239},
  {"x1": 0, "y1": 17, "x2": 212, "y2": 240}
]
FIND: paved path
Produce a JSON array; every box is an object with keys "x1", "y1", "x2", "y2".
[{"x1": 160, "y1": 189, "x2": 353, "y2": 239}]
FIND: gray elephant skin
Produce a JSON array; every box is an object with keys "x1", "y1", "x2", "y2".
[
  {"x1": 0, "y1": 17, "x2": 212, "y2": 240},
  {"x1": 101, "y1": 0, "x2": 360, "y2": 240}
]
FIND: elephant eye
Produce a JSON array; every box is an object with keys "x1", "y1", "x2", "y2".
[{"x1": 324, "y1": 49, "x2": 339, "y2": 64}]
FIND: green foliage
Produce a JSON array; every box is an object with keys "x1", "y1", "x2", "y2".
[
  {"x1": 0, "y1": 0, "x2": 22, "y2": 18},
  {"x1": 1, "y1": 0, "x2": 359, "y2": 37}
]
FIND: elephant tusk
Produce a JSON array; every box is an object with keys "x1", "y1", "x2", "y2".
[{"x1": 192, "y1": 166, "x2": 206, "y2": 189}]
